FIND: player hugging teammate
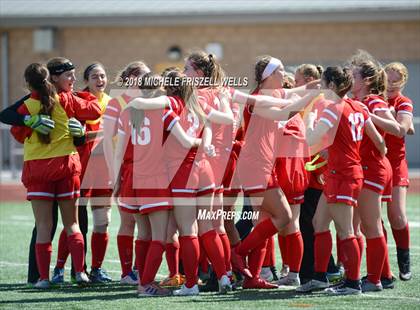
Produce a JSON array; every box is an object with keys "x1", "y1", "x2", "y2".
[{"x1": 1, "y1": 49, "x2": 414, "y2": 297}]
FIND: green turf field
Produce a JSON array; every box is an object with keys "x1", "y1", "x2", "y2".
[{"x1": 0, "y1": 195, "x2": 419, "y2": 309}]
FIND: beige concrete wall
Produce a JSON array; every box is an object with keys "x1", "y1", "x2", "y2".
[{"x1": 1, "y1": 21, "x2": 420, "y2": 107}]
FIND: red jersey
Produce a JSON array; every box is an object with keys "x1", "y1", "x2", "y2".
[
  {"x1": 359, "y1": 95, "x2": 389, "y2": 166},
  {"x1": 118, "y1": 106, "x2": 178, "y2": 178},
  {"x1": 385, "y1": 93, "x2": 413, "y2": 162},
  {"x1": 319, "y1": 98, "x2": 369, "y2": 179}
]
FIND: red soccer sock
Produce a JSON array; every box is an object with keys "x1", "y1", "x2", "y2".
[
  {"x1": 56, "y1": 229, "x2": 69, "y2": 269},
  {"x1": 219, "y1": 233, "x2": 232, "y2": 272},
  {"x1": 263, "y1": 236, "x2": 275, "y2": 267},
  {"x1": 381, "y1": 223, "x2": 392, "y2": 279},
  {"x1": 117, "y1": 235, "x2": 134, "y2": 277},
  {"x1": 198, "y1": 237, "x2": 209, "y2": 274},
  {"x1": 314, "y1": 231, "x2": 333, "y2": 273},
  {"x1": 165, "y1": 242, "x2": 180, "y2": 277},
  {"x1": 340, "y1": 236, "x2": 361, "y2": 281},
  {"x1": 237, "y1": 218, "x2": 278, "y2": 256},
  {"x1": 392, "y1": 224, "x2": 410, "y2": 250},
  {"x1": 179, "y1": 235, "x2": 200, "y2": 288},
  {"x1": 201, "y1": 230, "x2": 226, "y2": 279},
  {"x1": 366, "y1": 236, "x2": 387, "y2": 284},
  {"x1": 35, "y1": 242, "x2": 52, "y2": 280},
  {"x1": 336, "y1": 234, "x2": 343, "y2": 264},
  {"x1": 135, "y1": 239, "x2": 151, "y2": 280},
  {"x1": 356, "y1": 235, "x2": 364, "y2": 260},
  {"x1": 91, "y1": 232, "x2": 109, "y2": 269},
  {"x1": 248, "y1": 238, "x2": 268, "y2": 277},
  {"x1": 278, "y1": 234, "x2": 287, "y2": 266},
  {"x1": 141, "y1": 241, "x2": 165, "y2": 285},
  {"x1": 67, "y1": 232, "x2": 85, "y2": 273},
  {"x1": 286, "y1": 232, "x2": 304, "y2": 273}
]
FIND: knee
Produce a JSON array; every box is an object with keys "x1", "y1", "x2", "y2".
[{"x1": 92, "y1": 208, "x2": 111, "y2": 232}]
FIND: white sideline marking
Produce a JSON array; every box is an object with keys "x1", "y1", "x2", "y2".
[{"x1": 364, "y1": 294, "x2": 420, "y2": 302}]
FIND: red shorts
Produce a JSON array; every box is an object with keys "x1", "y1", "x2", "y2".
[
  {"x1": 241, "y1": 169, "x2": 279, "y2": 195},
  {"x1": 209, "y1": 152, "x2": 230, "y2": 194},
  {"x1": 80, "y1": 152, "x2": 112, "y2": 199},
  {"x1": 362, "y1": 158, "x2": 393, "y2": 201},
  {"x1": 119, "y1": 164, "x2": 172, "y2": 215},
  {"x1": 388, "y1": 156, "x2": 409, "y2": 187},
  {"x1": 324, "y1": 175, "x2": 363, "y2": 207},
  {"x1": 22, "y1": 154, "x2": 81, "y2": 201},
  {"x1": 168, "y1": 158, "x2": 215, "y2": 198},
  {"x1": 274, "y1": 157, "x2": 309, "y2": 205},
  {"x1": 222, "y1": 142, "x2": 242, "y2": 196}
]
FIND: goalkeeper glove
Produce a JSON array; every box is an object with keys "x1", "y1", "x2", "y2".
[
  {"x1": 68, "y1": 117, "x2": 86, "y2": 137},
  {"x1": 23, "y1": 114, "x2": 55, "y2": 135}
]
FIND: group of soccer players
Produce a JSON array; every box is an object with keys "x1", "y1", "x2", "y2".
[{"x1": 0, "y1": 48, "x2": 414, "y2": 297}]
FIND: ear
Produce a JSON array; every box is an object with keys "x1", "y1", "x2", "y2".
[{"x1": 51, "y1": 75, "x2": 59, "y2": 83}]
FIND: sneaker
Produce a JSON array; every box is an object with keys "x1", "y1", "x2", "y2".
[
  {"x1": 198, "y1": 266, "x2": 211, "y2": 283},
  {"x1": 75, "y1": 272, "x2": 90, "y2": 286},
  {"x1": 260, "y1": 267, "x2": 274, "y2": 282},
  {"x1": 279, "y1": 265, "x2": 290, "y2": 278},
  {"x1": 361, "y1": 278, "x2": 383, "y2": 292},
  {"x1": 138, "y1": 283, "x2": 171, "y2": 297},
  {"x1": 34, "y1": 279, "x2": 50, "y2": 289},
  {"x1": 231, "y1": 271, "x2": 243, "y2": 290},
  {"x1": 51, "y1": 267, "x2": 65, "y2": 285},
  {"x1": 296, "y1": 279, "x2": 329, "y2": 293},
  {"x1": 381, "y1": 276, "x2": 396, "y2": 289},
  {"x1": 325, "y1": 282, "x2": 361, "y2": 295},
  {"x1": 231, "y1": 248, "x2": 253, "y2": 278},
  {"x1": 242, "y1": 277, "x2": 278, "y2": 289},
  {"x1": 218, "y1": 275, "x2": 232, "y2": 294},
  {"x1": 397, "y1": 248, "x2": 411, "y2": 281},
  {"x1": 277, "y1": 273, "x2": 300, "y2": 287},
  {"x1": 121, "y1": 271, "x2": 138, "y2": 285},
  {"x1": 173, "y1": 284, "x2": 199, "y2": 296},
  {"x1": 90, "y1": 268, "x2": 112, "y2": 283},
  {"x1": 159, "y1": 274, "x2": 185, "y2": 287}
]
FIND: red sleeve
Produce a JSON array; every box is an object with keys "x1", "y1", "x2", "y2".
[
  {"x1": 117, "y1": 110, "x2": 131, "y2": 137},
  {"x1": 103, "y1": 98, "x2": 122, "y2": 137},
  {"x1": 319, "y1": 103, "x2": 340, "y2": 129},
  {"x1": 163, "y1": 96, "x2": 182, "y2": 130},
  {"x1": 396, "y1": 97, "x2": 413, "y2": 116},
  {"x1": 10, "y1": 104, "x2": 32, "y2": 143},
  {"x1": 367, "y1": 97, "x2": 389, "y2": 114},
  {"x1": 197, "y1": 94, "x2": 214, "y2": 117},
  {"x1": 60, "y1": 91, "x2": 102, "y2": 121}
]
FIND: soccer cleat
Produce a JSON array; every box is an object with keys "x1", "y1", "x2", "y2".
[
  {"x1": 327, "y1": 270, "x2": 344, "y2": 284},
  {"x1": 75, "y1": 272, "x2": 90, "y2": 286},
  {"x1": 270, "y1": 266, "x2": 279, "y2": 281},
  {"x1": 397, "y1": 248, "x2": 411, "y2": 281},
  {"x1": 138, "y1": 283, "x2": 171, "y2": 297},
  {"x1": 381, "y1": 276, "x2": 396, "y2": 289},
  {"x1": 231, "y1": 249, "x2": 253, "y2": 278},
  {"x1": 242, "y1": 277, "x2": 278, "y2": 289},
  {"x1": 279, "y1": 265, "x2": 290, "y2": 278},
  {"x1": 159, "y1": 274, "x2": 185, "y2": 287},
  {"x1": 218, "y1": 275, "x2": 232, "y2": 294},
  {"x1": 361, "y1": 278, "x2": 383, "y2": 292},
  {"x1": 90, "y1": 268, "x2": 112, "y2": 283},
  {"x1": 34, "y1": 279, "x2": 50, "y2": 289},
  {"x1": 51, "y1": 267, "x2": 65, "y2": 285},
  {"x1": 173, "y1": 284, "x2": 200, "y2": 296},
  {"x1": 199, "y1": 271, "x2": 218, "y2": 292},
  {"x1": 121, "y1": 271, "x2": 139, "y2": 285},
  {"x1": 325, "y1": 282, "x2": 361, "y2": 295},
  {"x1": 276, "y1": 273, "x2": 300, "y2": 287},
  {"x1": 260, "y1": 267, "x2": 274, "y2": 282},
  {"x1": 296, "y1": 279, "x2": 329, "y2": 293}
]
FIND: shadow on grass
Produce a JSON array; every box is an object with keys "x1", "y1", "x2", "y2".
[{"x1": 0, "y1": 283, "x2": 325, "y2": 305}]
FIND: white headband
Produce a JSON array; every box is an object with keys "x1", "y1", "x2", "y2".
[{"x1": 261, "y1": 57, "x2": 282, "y2": 80}]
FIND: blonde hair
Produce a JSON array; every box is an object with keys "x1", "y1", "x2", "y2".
[
  {"x1": 385, "y1": 62, "x2": 409, "y2": 89},
  {"x1": 296, "y1": 64, "x2": 323, "y2": 80}
]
